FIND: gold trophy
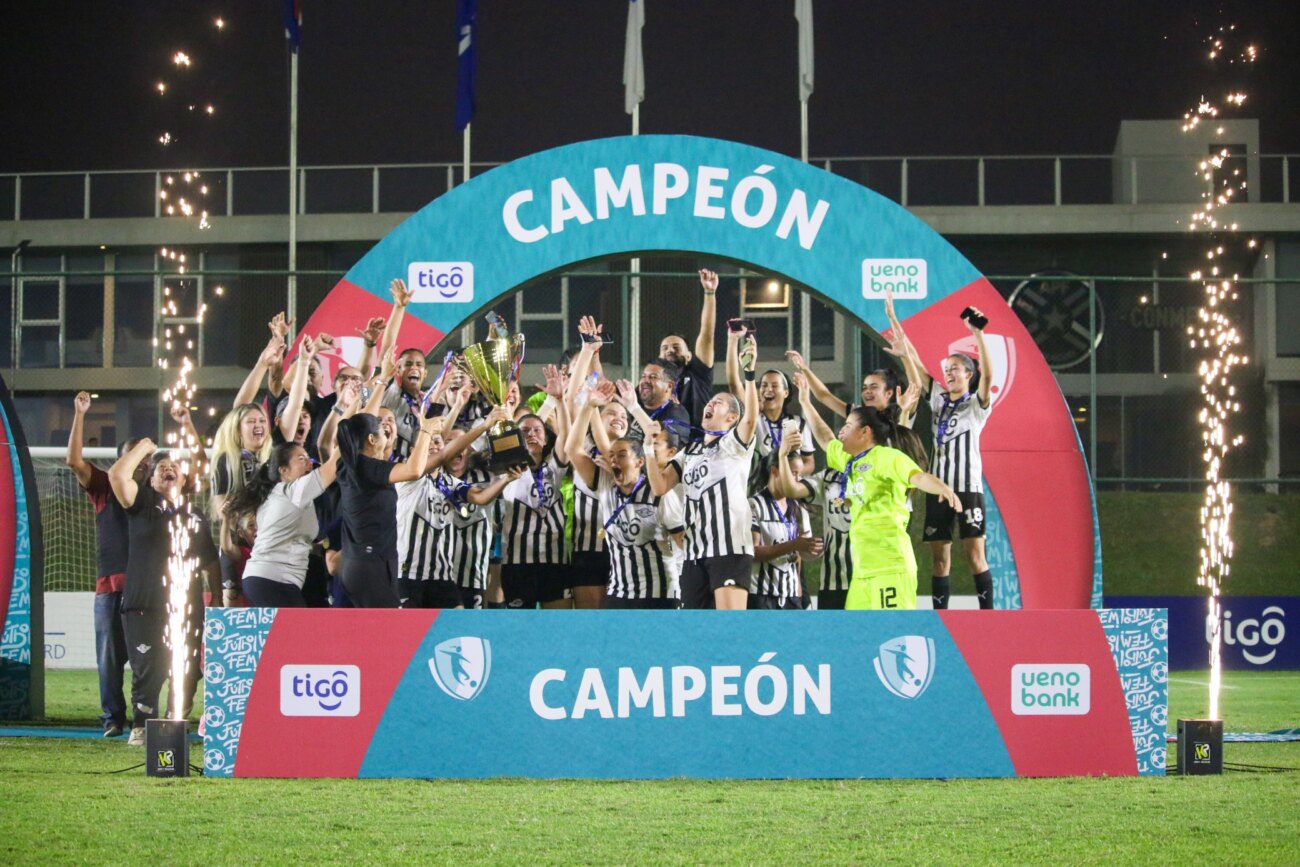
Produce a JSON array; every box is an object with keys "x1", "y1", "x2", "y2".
[{"x1": 455, "y1": 330, "x2": 531, "y2": 472}]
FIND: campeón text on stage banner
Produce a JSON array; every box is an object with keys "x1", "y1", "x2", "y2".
[{"x1": 203, "y1": 609, "x2": 1167, "y2": 779}]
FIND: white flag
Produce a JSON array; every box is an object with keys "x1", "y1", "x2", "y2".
[
  {"x1": 623, "y1": 0, "x2": 645, "y2": 115},
  {"x1": 795, "y1": 0, "x2": 814, "y2": 102}
]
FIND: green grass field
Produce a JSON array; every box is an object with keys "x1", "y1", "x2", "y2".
[{"x1": 2, "y1": 669, "x2": 1297, "y2": 864}]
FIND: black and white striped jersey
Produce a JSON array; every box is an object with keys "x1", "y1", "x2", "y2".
[
  {"x1": 749, "y1": 493, "x2": 811, "y2": 598},
  {"x1": 801, "y1": 471, "x2": 853, "y2": 592},
  {"x1": 572, "y1": 445, "x2": 604, "y2": 553},
  {"x1": 670, "y1": 427, "x2": 756, "y2": 560},
  {"x1": 430, "y1": 467, "x2": 494, "y2": 590},
  {"x1": 501, "y1": 453, "x2": 569, "y2": 564},
  {"x1": 380, "y1": 383, "x2": 427, "y2": 462},
  {"x1": 928, "y1": 383, "x2": 991, "y2": 494},
  {"x1": 396, "y1": 476, "x2": 445, "y2": 582},
  {"x1": 597, "y1": 472, "x2": 684, "y2": 600},
  {"x1": 755, "y1": 412, "x2": 816, "y2": 463}
]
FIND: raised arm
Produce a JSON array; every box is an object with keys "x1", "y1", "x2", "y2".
[
  {"x1": 355, "y1": 316, "x2": 385, "y2": 377},
  {"x1": 643, "y1": 422, "x2": 680, "y2": 497},
  {"x1": 967, "y1": 311, "x2": 993, "y2": 409},
  {"x1": 785, "y1": 349, "x2": 848, "y2": 418},
  {"x1": 362, "y1": 349, "x2": 398, "y2": 417},
  {"x1": 695, "y1": 269, "x2": 718, "y2": 368},
  {"x1": 564, "y1": 316, "x2": 603, "y2": 405},
  {"x1": 884, "y1": 287, "x2": 930, "y2": 394},
  {"x1": 235, "y1": 334, "x2": 284, "y2": 409},
  {"x1": 109, "y1": 438, "x2": 154, "y2": 509},
  {"x1": 66, "y1": 391, "x2": 95, "y2": 487},
  {"x1": 613, "y1": 378, "x2": 655, "y2": 436},
  {"x1": 377, "y1": 278, "x2": 412, "y2": 368},
  {"x1": 793, "y1": 372, "x2": 836, "y2": 452},
  {"x1": 279, "y1": 336, "x2": 317, "y2": 442},
  {"x1": 734, "y1": 333, "x2": 760, "y2": 445},
  {"x1": 724, "y1": 323, "x2": 744, "y2": 397},
  {"x1": 317, "y1": 379, "x2": 361, "y2": 461},
  {"x1": 565, "y1": 402, "x2": 601, "y2": 490},
  {"x1": 168, "y1": 403, "x2": 205, "y2": 490},
  {"x1": 772, "y1": 430, "x2": 809, "y2": 501},
  {"x1": 387, "y1": 415, "x2": 438, "y2": 484},
  {"x1": 266, "y1": 312, "x2": 292, "y2": 398}
]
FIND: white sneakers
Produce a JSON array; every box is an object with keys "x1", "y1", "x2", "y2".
[{"x1": 127, "y1": 727, "x2": 145, "y2": 746}]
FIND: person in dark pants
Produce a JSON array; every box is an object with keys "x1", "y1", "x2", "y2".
[
  {"x1": 109, "y1": 439, "x2": 220, "y2": 746},
  {"x1": 66, "y1": 391, "x2": 140, "y2": 737},
  {"x1": 334, "y1": 411, "x2": 441, "y2": 607}
]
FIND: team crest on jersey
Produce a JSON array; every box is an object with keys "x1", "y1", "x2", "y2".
[
  {"x1": 428, "y1": 637, "x2": 492, "y2": 701},
  {"x1": 873, "y1": 635, "x2": 936, "y2": 700}
]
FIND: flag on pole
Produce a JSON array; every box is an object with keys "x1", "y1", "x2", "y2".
[
  {"x1": 795, "y1": 0, "x2": 814, "y2": 102},
  {"x1": 623, "y1": 0, "x2": 645, "y2": 115},
  {"x1": 455, "y1": 0, "x2": 477, "y2": 132},
  {"x1": 283, "y1": 0, "x2": 302, "y2": 52}
]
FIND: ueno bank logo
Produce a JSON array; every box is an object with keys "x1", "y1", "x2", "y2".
[
  {"x1": 408, "y1": 262, "x2": 474, "y2": 303},
  {"x1": 862, "y1": 259, "x2": 927, "y2": 300},
  {"x1": 280, "y1": 665, "x2": 361, "y2": 716},
  {"x1": 1011, "y1": 664, "x2": 1090, "y2": 715},
  {"x1": 429, "y1": 637, "x2": 492, "y2": 701}
]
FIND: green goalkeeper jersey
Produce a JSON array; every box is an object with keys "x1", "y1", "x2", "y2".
[{"x1": 825, "y1": 440, "x2": 920, "y2": 580}]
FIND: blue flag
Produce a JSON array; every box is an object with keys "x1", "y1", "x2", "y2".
[
  {"x1": 455, "y1": 0, "x2": 477, "y2": 132},
  {"x1": 283, "y1": 0, "x2": 302, "y2": 52}
]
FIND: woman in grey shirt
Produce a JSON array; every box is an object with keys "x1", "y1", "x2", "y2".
[{"x1": 224, "y1": 442, "x2": 339, "y2": 606}]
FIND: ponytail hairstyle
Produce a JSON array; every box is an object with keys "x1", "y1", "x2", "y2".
[
  {"x1": 207, "y1": 402, "x2": 272, "y2": 519},
  {"x1": 759, "y1": 369, "x2": 793, "y2": 414},
  {"x1": 848, "y1": 404, "x2": 928, "y2": 467},
  {"x1": 222, "y1": 443, "x2": 300, "y2": 524},
  {"x1": 337, "y1": 413, "x2": 382, "y2": 466}
]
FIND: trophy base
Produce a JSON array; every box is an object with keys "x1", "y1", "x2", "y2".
[{"x1": 486, "y1": 424, "x2": 532, "y2": 473}]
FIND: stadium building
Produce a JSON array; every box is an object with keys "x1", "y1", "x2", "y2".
[{"x1": 2, "y1": 118, "x2": 1297, "y2": 487}]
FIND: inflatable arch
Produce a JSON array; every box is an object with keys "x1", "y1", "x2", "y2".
[{"x1": 299, "y1": 135, "x2": 1102, "y2": 609}]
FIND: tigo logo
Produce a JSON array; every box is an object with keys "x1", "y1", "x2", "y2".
[
  {"x1": 429, "y1": 637, "x2": 492, "y2": 701},
  {"x1": 280, "y1": 665, "x2": 361, "y2": 717},
  {"x1": 408, "y1": 262, "x2": 474, "y2": 303},
  {"x1": 873, "y1": 635, "x2": 935, "y2": 700},
  {"x1": 1011, "y1": 664, "x2": 1090, "y2": 715},
  {"x1": 862, "y1": 259, "x2": 927, "y2": 300}
]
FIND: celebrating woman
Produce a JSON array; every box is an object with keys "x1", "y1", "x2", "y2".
[{"x1": 224, "y1": 443, "x2": 339, "y2": 607}]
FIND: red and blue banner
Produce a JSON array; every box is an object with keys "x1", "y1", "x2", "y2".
[
  {"x1": 0, "y1": 373, "x2": 41, "y2": 719},
  {"x1": 295, "y1": 135, "x2": 1103, "y2": 610},
  {"x1": 204, "y1": 608, "x2": 1167, "y2": 779}
]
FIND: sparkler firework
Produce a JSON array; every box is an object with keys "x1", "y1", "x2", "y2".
[
  {"x1": 151, "y1": 11, "x2": 230, "y2": 725},
  {"x1": 1183, "y1": 23, "x2": 1257, "y2": 723}
]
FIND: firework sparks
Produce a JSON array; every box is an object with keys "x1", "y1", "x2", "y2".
[{"x1": 1183, "y1": 23, "x2": 1256, "y2": 723}]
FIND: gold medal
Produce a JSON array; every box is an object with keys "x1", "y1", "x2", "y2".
[
  {"x1": 596, "y1": 528, "x2": 606, "y2": 540},
  {"x1": 831, "y1": 497, "x2": 845, "y2": 509}
]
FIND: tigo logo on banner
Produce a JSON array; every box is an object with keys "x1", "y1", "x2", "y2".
[
  {"x1": 408, "y1": 262, "x2": 474, "y2": 303},
  {"x1": 280, "y1": 665, "x2": 361, "y2": 716},
  {"x1": 873, "y1": 635, "x2": 935, "y2": 700},
  {"x1": 429, "y1": 637, "x2": 492, "y2": 701},
  {"x1": 1012, "y1": 664, "x2": 1090, "y2": 715},
  {"x1": 862, "y1": 259, "x2": 927, "y2": 300}
]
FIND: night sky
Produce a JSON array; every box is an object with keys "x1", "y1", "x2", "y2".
[{"x1": 4, "y1": 1, "x2": 1299, "y2": 173}]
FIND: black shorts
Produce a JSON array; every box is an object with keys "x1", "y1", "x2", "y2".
[
  {"x1": 570, "y1": 549, "x2": 611, "y2": 588},
  {"x1": 397, "y1": 577, "x2": 465, "y2": 609},
  {"x1": 923, "y1": 492, "x2": 987, "y2": 541},
  {"x1": 460, "y1": 588, "x2": 484, "y2": 610},
  {"x1": 603, "y1": 595, "x2": 680, "y2": 610},
  {"x1": 816, "y1": 589, "x2": 849, "y2": 610},
  {"x1": 679, "y1": 554, "x2": 754, "y2": 610},
  {"x1": 242, "y1": 575, "x2": 306, "y2": 608},
  {"x1": 501, "y1": 563, "x2": 571, "y2": 608}
]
